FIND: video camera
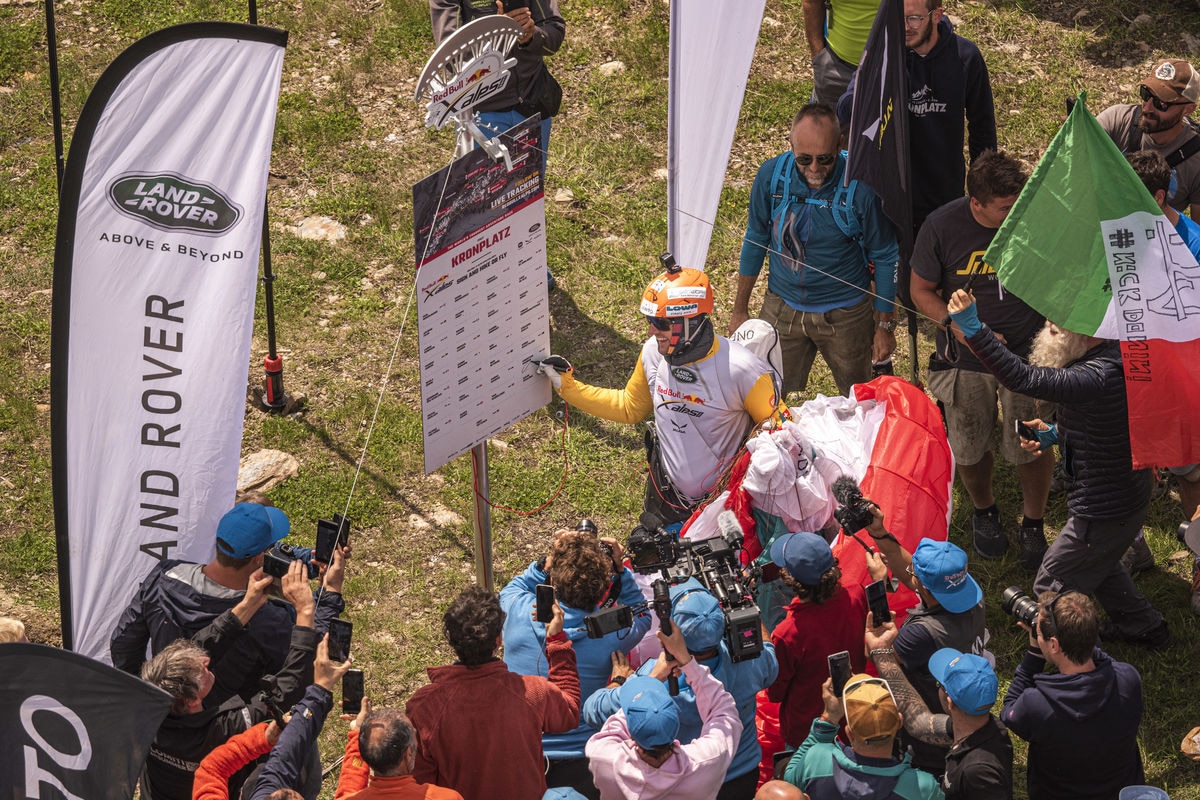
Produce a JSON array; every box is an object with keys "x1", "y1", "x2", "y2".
[{"x1": 585, "y1": 512, "x2": 764, "y2": 662}]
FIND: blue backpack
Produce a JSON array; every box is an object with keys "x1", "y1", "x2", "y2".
[{"x1": 768, "y1": 151, "x2": 865, "y2": 261}]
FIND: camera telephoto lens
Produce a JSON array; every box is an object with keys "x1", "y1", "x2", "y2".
[{"x1": 1000, "y1": 586, "x2": 1040, "y2": 627}]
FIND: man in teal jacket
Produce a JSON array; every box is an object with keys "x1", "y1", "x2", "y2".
[
  {"x1": 785, "y1": 675, "x2": 944, "y2": 800},
  {"x1": 733, "y1": 103, "x2": 899, "y2": 396}
]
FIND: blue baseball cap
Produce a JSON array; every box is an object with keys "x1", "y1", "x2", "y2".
[
  {"x1": 770, "y1": 532, "x2": 835, "y2": 585},
  {"x1": 929, "y1": 648, "x2": 997, "y2": 715},
  {"x1": 620, "y1": 676, "x2": 679, "y2": 748},
  {"x1": 910, "y1": 539, "x2": 982, "y2": 613},
  {"x1": 215, "y1": 502, "x2": 290, "y2": 559},
  {"x1": 671, "y1": 583, "x2": 724, "y2": 652}
]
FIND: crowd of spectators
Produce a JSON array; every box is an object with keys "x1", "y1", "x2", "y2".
[{"x1": 7, "y1": 3, "x2": 1200, "y2": 797}]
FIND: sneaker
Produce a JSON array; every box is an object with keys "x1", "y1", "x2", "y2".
[
  {"x1": 1190, "y1": 558, "x2": 1200, "y2": 618},
  {"x1": 1098, "y1": 619, "x2": 1171, "y2": 650},
  {"x1": 1018, "y1": 525, "x2": 1048, "y2": 572},
  {"x1": 972, "y1": 509, "x2": 1008, "y2": 559},
  {"x1": 1120, "y1": 537, "x2": 1155, "y2": 575}
]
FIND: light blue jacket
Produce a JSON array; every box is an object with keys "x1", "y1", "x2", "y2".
[{"x1": 501, "y1": 561, "x2": 650, "y2": 760}]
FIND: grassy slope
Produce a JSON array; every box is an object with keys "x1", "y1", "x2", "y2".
[{"x1": 2, "y1": 0, "x2": 1200, "y2": 794}]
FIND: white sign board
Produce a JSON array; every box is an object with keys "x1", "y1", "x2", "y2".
[{"x1": 413, "y1": 118, "x2": 551, "y2": 474}]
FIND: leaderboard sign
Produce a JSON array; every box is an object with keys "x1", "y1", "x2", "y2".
[{"x1": 412, "y1": 117, "x2": 551, "y2": 474}]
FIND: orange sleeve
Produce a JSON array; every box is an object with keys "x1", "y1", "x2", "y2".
[
  {"x1": 193, "y1": 723, "x2": 272, "y2": 800},
  {"x1": 333, "y1": 729, "x2": 370, "y2": 800}
]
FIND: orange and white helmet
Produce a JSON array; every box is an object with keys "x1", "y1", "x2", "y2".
[{"x1": 639, "y1": 265, "x2": 714, "y2": 320}]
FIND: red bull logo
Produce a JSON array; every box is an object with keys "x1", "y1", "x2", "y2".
[{"x1": 657, "y1": 386, "x2": 705, "y2": 405}]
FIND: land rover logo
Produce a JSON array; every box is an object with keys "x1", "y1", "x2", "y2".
[
  {"x1": 108, "y1": 173, "x2": 242, "y2": 234},
  {"x1": 671, "y1": 367, "x2": 697, "y2": 383}
]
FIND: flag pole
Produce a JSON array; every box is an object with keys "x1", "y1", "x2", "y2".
[
  {"x1": 247, "y1": 0, "x2": 289, "y2": 411},
  {"x1": 44, "y1": 0, "x2": 65, "y2": 190},
  {"x1": 45, "y1": 0, "x2": 72, "y2": 650}
]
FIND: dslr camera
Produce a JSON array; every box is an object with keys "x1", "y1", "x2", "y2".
[
  {"x1": 1001, "y1": 586, "x2": 1040, "y2": 627},
  {"x1": 263, "y1": 543, "x2": 319, "y2": 579}
]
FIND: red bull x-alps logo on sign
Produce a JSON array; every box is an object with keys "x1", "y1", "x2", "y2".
[{"x1": 108, "y1": 173, "x2": 243, "y2": 235}]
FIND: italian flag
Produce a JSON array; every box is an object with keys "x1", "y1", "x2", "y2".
[{"x1": 984, "y1": 95, "x2": 1200, "y2": 469}]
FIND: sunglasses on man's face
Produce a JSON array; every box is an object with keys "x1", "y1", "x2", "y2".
[
  {"x1": 1140, "y1": 85, "x2": 1188, "y2": 113},
  {"x1": 646, "y1": 316, "x2": 673, "y2": 331},
  {"x1": 795, "y1": 153, "x2": 837, "y2": 166}
]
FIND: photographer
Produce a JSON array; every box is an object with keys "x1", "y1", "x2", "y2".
[
  {"x1": 767, "y1": 530, "x2": 887, "y2": 748},
  {"x1": 866, "y1": 619, "x2": 1013, "y2": 800},
  {"x1": 112, "y1": 501, "x2": 349, "y2": 707},
  {"x1": 581, "y1": 580, "x2": 777, "y2": 799},
  {"x1": 500, "y1": 530, "x2": 649, "y2": 799},
  {"x1": 192, "y1": 635, "x2": 354, "y2": 800},
  {"x1": 1000, "y1": 591, "x2": 1144, "y2": 799},
  {"x1": 947, "y1": 288, "x2": 1168, "y2": 649},
  {"x1": 335, "y1": 702, "x2": 463, "y2": 800},
  {"x1": 585, "y1": 624, "x2": 743, "y2": 800},
  {"x1": 863, "y1": 505, "x2": 989, "y2": 778},
  {"x1": 140, "y1": 561, "x2": 320, "y2": 800},
  {"x1": 782, "y1": 675, "x2": 943, "y2": 800},
  {"x1": 406, "y1": 584, "x2": 580, "y2": 800}
]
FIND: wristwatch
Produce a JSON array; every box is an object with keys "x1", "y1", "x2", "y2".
[
  {"x1": 876, "y1": 320, "x2": 897, "y2": 333},
  {"x1": 609, "y1": 675, "x2": 626, "y2": 686}
]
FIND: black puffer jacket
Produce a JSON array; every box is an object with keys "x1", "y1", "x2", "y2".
[{"x1": 966, "y1": 327, "x2": 1150, "y2": 519}]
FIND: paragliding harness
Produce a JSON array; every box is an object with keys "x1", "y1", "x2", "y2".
[
  {"x1": 768, "y1": 151, "x2": 866, "y2": 273},
  {"x1": 642, "y1": 422, "x2": 694, "y2": 530}
]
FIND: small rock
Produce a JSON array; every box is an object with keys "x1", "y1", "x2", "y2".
[
  {"x1": 35, "y1": 403, "x2": 49, "y2": 413},
  {"x1": 1169, "y1": 549, "x2": 1194, "y2": 567},
  {"x1": 1072, "y1": 8, "x2": 1089, "y2": 22},
  {"x1": 598, "y1": 60, "x2": 626, "y2": 77},
  {"x1": 407, "y1": 514, "x2": 432, "y2": 531},
  {"x1": 554, "y1": 187, "x2": 576, "y2": 205},
  {"x1": 312, "y1": 271, "x2": 327, "y2": 280},
  {"x1": 654, "y1": 168, "x2": 668, "y2": 180},
  {"x1": 761, "y1": 16, "x2": 781, "y2": 28},
  {"x1": 1131, "y1": 13, "x2": 1152, "y2": 26},
  {"x1": 237, "y1": 449, "x2": 300, "y2": 493},
  {"x1": 291, "y1": 215, "x2": 346, "y2": 242},
  {"x1": 430, "y1": 505, "x2": 464, "y2": 527}
]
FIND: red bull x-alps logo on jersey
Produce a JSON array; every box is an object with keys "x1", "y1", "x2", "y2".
[{"x1": 108, "y1": 173, "x2": 243, "y2": 234}]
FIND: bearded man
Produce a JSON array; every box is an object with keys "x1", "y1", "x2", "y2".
[{"x1": 947, "y1": 289, "x2": 1170, "y2": 649}]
